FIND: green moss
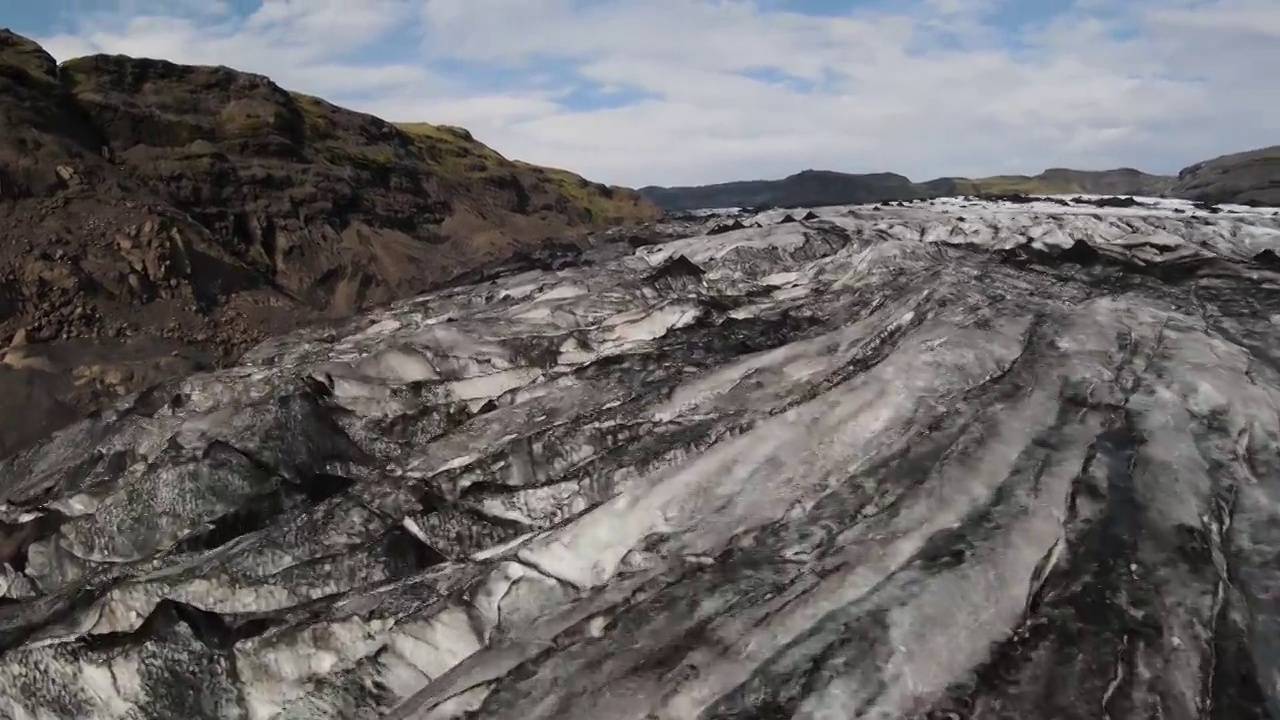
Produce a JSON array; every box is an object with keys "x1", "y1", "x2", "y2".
[
  {"x1": 396, "y1": 122, "x2": 472, "y2": 144},
  {"x1": 396, "y1": 121, "x2": 656, "y2": 224},
  {"x1": 516, "y1": 161, "x2": 655, "y2": 223},
  {"x1": 0, "y1": 31, "x2": 58, "y2": 83},
  {"x1": 395, "y1": 122, "x2": 509, "y2": 176},
  {"x1": 56, "y1": 58, "x2": 127, "y2": 98},
  {"x1": 289, "y1": 92, "x2": 336, "y2": 139}
]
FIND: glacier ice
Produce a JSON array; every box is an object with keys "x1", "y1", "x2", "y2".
[{"x1": 1, "y1": 196, "x2": 1279, "y2": 719}]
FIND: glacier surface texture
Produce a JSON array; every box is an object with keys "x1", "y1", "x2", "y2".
[{"x1": 2, "y1": 196, "x2": 1280, "y2": 719}]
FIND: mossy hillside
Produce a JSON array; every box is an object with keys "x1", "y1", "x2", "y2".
[
  {"x1": 395, "y1": 122, "x2": 508, "y2": 176},
  {"x1": 61, "y1": 56, "x2": 300, "y2": 151},
  {"x1": 515, "y1": 160, "x2": 659, "y2": 224},
  {"x1": 396, "y1": 122, "x2": 658, "y2": 224},
  {"x1": 297, "y1": 110, "x2": 519, "y2": 182},
  {"x1": 291, "y1": 92, "x2": 388, "y2": 164},
  {"x1": 8, "y1": 36, "x2": 659, "y2": 231},
  {"x1": 291, "y1": 99, "x2": 496, "y2": 179},
  {"x1": 0, "y1": 29, "x2": 59, "y2": 83}
]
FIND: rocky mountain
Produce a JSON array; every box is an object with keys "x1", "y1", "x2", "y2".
[
  {"x1": 2, "y1": 193, "x2": 1279, "y2": 719},
  {"x1": 1172, "y1": 145, "x2": 1280, "y2": 207},
  {"x1": 640, "y1": 166, "x2": 1175, "y2": 211},
  {"x1": 0, "y1": 29, "x2": 660, "y2": 457}
]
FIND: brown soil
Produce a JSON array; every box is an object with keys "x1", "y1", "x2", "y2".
[{"x1": 0, "y1": 29, "x2": 661, "y2": 457}]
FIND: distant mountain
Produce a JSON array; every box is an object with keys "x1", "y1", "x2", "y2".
[
  {"x1": 922, "y1": 167, "x2": 1175, "y2": 199},
  {"x1": 640, "y1": 166, "x2": 1187, "y2": 211},
  {"x1": 640, "y1": 167, "x2": 1175, "y2": 212},
  {"x1": 643, "y1": 147, "x2": 1280, "y2": 213},
  {"x1": 639, "y1": 169, "x2": 928, "y2": 212},
  {"x1": 1172, "y1": 145, "x2": 1280, "y2": 207}
]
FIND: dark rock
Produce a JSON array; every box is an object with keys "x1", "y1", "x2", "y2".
[
  {"x1": 645, "y1": 254, "x2": 706, "y2": 284},
  {"x1": 707, "y1": 219, "x2": 747, "y2": 235},
  {"x1": 1067, "y1": 195, "x2": 1145, "y2": 209},
  {"x1": 1253, "y1": 248, "x2": 1280, "y2": 268},
  {"x1": 980, "y1": 192, "x2": 1038, "y2": 204}
]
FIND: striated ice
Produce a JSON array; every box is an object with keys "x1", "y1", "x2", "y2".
[{"x1": 0, "y1": 196, "x2": 1279, "y2": 718}]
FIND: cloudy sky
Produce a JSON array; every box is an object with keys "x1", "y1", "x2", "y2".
[{"x1": 8, "y1": 0, "x2": 1279, "y2": 187}]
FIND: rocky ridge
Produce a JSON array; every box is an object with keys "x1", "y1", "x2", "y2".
[
  {"x1": 0, "y1": 29, "x2": 659, "y2": 456},
  {"x1": 1, "y1": 194, "x2": 1279, "y2": 718}
]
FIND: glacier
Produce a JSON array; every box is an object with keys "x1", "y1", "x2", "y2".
[{"x1": 1, "y1": 195, "x2": 1280, "y2": 719}]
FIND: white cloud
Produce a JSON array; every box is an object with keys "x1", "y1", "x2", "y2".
[{"x1": 24, "y1": 0, "x2": 1280, "y2": 187}]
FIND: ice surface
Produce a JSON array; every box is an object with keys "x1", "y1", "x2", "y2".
[{"x1": 2, "y1": 196, "x2": 1280, "y2": 718}]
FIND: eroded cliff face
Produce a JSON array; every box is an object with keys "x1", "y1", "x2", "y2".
[{"x1": 1, "y1": 195, "x2": 1280, "y2": 719}]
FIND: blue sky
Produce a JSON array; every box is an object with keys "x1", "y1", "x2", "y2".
[{"x1": 6, "y1": 0, "x2": 1278, "y2": 186}]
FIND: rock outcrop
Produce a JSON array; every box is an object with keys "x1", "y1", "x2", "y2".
[
  {"x1": 0, "y1": 29, "x2": 659, "y2": 456},
  {"x1": 1, "y1": 195, "x2": 1279, "y2": 718},
  {"x1": 1172, "y1": 145, "x2": 1280, "y2": 207}
]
